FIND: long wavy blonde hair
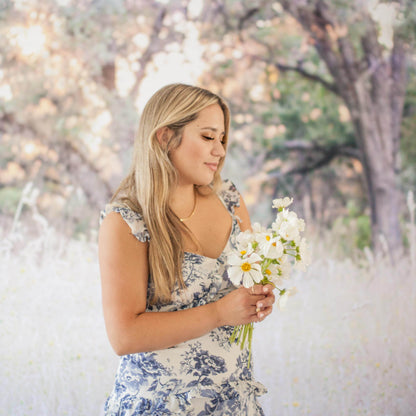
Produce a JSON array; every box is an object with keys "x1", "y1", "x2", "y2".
[{"x1": 112, "y1": 84, "x2": 230, "y2": 305}]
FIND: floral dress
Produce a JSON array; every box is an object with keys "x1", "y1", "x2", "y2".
[{"x1": 100, "y1": 180, "x2": 266, "y2": 416}]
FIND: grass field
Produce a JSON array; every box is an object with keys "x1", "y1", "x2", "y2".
[{"x1": 1, "y1": 213, "x2": 415, "y2": 415}]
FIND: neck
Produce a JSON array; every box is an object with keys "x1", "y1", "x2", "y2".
[{"x1": 170, "y1": 185, "x2": 197, "y2": 221}]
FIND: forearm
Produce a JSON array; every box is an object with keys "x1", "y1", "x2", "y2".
[{"x1": 107, "y1": 301, "x2": 221, "y2": 355}]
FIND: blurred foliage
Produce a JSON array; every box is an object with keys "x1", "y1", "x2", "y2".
[
  {"x1": 333, "y1": 200, "x2": 372, "y2": 253},
  {"x1": 0, "y1": 0, "x2": 415, "y2": 251},
  {"x1": 198, "y1": 1, "x2": 368, "y2": 231},
  {"x1": 0, "y1": 0, "x2": 191, "y2": 233},
  {"x1": 195, "y1": 0, "x2": 416, "y2": 253},
  {"x1": 0, "y1": 187, "x2": 21, "y2": 215}
]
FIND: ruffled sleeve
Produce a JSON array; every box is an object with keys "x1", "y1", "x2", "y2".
[
  {"x1": 218, "y1": 179, "x2": 241, "y2": 215},
  {"x1": 100, "y1": 203, "x2": 150, "y2": 243}
]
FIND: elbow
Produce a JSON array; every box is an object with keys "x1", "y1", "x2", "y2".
[
  {"x1": 111, "y1": 340, "x2": 130, "y2": 357},
  {"x1": 109, "y1": 333, "x2": 140, "y2": 356},
  {"x1": 107, "y1": 326, "x2": 148, "y2": 356},
  {"x1": 105, "y1": 314, "x2": 146, "y2": 356}
]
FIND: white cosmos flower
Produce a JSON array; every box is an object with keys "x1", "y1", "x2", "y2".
[
  {"x1": 257, "y1": 233, "x2": 284, "y2": 259},
  {"x1": 251, "y1": 222, "x2": 267, "y2": 239},
  {"x1": 272, "y1": 197, "x2": 293, "y2": 210},
  {"x1": 279, "y1": 220, "x2": 301, "y2": 242},
  {"x1": 296, "y1": 237, "x2": 311, "y2": 271},
  {"x1": 227, "y1": 252, "x2": 262, "y2": 288},
  {"x1": 263, "y1": 263, "x2": 284, "y2": 287},
  {"x1": 235, "y1": 229, "x2": 256, "y2": 253},
  {"x1": 277, "y1": 287, "x2": 298, "y2": 310},
  {"x1": 272, "y1": 209, "x2": 305, "y2": 241},
  {"x1": 277, "y1": 255, "x2": 292, "y2": 279}
]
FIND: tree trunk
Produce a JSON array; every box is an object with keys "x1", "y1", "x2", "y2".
[
  {"x1": 279, "y1": 0, "x2": 408, "y2": 257},
  {"x1": 351, "y1": 114, "x2": 402, "y2": 254},
  {"x1": 351, "y1": 76, "x2": 403, "y2": 255}
]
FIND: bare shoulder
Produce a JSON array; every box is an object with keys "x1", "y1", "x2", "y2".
[
  {"x1": 99, "y1": 211, "x2": 146, "y2": 251},
  {"x1": 234, "y1": 194, "x2": 252, "y2": 232}
]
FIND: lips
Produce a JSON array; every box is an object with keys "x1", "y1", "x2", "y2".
[{"x1": 205, "y1": 163, "x2": 219, "y2": 171}]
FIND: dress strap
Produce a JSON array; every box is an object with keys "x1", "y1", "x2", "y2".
[
  {"x1": 217, "y1": 179, "x2": 241, "y2": 216},
  {"x1": 100, "y1": 203, "x2": 150, "y2": 243}
]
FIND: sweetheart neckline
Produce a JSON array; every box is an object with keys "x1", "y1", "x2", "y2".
[{"x1": 183, "y1": 216, "x2": 237, "y2": 261}]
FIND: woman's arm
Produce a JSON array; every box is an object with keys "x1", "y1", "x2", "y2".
[{"x1": 99, "y1": 211, "x2": 268, "y2": 356}]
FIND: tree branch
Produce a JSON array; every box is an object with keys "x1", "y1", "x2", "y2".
[
  {"x1": 247, "y1": 53, "x2": 339, "y2": 94},
  {"x1": 281, "y1": 139, "x2": 362, "y2": 160},
  {"x1": 129, "y1": 7, "x2": 168, "y2": 99},
  {"x1": 275, "y1": 62, "x2": 339, "y2": 94},
  {"x1": 266, "y1": 139, "x2": 362, "y2": 178},
  {"x1": 238, "y1": 7, "x2": 260, "y2": 31},
  {"x1": 62, "y1": 140, "x2": 114, "y2": 204},
  {"x1": 279, "y1": 0, "x2": 358, "y2": 100}
]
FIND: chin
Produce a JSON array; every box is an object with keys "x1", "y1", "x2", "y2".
[
  {"x1": 200, "y1": 174, "x2": 217, "y2": 186},
  {"x1": 194, "y1": 180, "x2": 212, "y2": 187}
]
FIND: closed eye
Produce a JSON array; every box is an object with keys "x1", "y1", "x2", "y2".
[{"x1": 202, "y1": 135, "x2": 226, "y2": 145}]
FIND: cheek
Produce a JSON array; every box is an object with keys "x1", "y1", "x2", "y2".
[
  {"x1": 189, "y1": 145, "x2": 204, "y2": 160},
  {"x1": 181, "y1": 142, "x2": 205, "y2": 163},
  {"x1": 170, "y1": 144, "x2": 201, "y2": 170}
]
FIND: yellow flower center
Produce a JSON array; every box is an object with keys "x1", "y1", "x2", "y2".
[
  {"x1": 241, "y1": 262, "x2": 251, "y2": 272},
  {"x1": 266, "y1": 236, "x2": 271, "y2": 241},
  {"x1": 265, "y1": 269, "x2": 272, "y2": 275},
  {"x1": 272, "y1": 242, "x2": 276, "y2": 247},
  {"x1": 240, "y1": 250, "x2": 247, "y2": 256}
]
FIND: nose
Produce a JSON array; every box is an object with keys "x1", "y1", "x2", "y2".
[{"x1": 212, "y1": 138, "x2": 226, "y2": 157}]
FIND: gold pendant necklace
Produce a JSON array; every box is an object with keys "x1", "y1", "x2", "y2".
[{"x1": 180, "y1": 188, "x2": 197, "y2": 222}]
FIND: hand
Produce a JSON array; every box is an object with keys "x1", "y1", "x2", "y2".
[
  {"x1": 214, "y1": 284, "x2": 275, "y2": 326},
  {"x1": 252, "y1": 284, "x2": 275, "y2": 321}
]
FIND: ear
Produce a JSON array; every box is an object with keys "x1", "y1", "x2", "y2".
[{"x1": 156, "y1": 127, "x2": 173, "y2": 148}]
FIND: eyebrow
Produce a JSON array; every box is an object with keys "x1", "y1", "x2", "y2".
[{"x1": 201, "y1": 127, "x2": 225, "y2": 135}]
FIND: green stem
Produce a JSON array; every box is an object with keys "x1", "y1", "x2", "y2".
[
  {"x1": 236, "y1": 325, "x2": 244, "y2": 344},
  {"x1": 240, "y1": 324, "x2": 249, "y2": 350},
  {"x1": 229, "y1": 325, "x2": 239, "y2": 343},
  {"x1": 261, "y1": 258, "x2": 273, "y2": 274},
  {"x1": 229, "y1": 323, "x2": 255, "y2": 368},
  {"x1": 247, "y1": 323, "x2": 253, "y2": 368}
]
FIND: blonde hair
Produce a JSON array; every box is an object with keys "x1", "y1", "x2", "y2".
[{"x1": 112, "y1": 84, "x2": 230, "y2": 305}]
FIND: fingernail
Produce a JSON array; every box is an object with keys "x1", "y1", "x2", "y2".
[
  {"x1": 259, "y1": 313, "x2": 264, "y2": 318},
  {"x1": 257, "y1": 302, "x2": 263, "y2": 308},
  {"x1": 263, "y1": 287, "x2": 269, "y2": 293}
]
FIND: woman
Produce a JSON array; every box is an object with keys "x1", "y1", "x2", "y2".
[{"x1": 99, "y1": 84, "x2": 275, "y2": 415}]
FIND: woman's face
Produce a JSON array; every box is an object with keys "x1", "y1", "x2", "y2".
[{"x1": 169, "y1": 103, "x2": 226, "y2": 187}]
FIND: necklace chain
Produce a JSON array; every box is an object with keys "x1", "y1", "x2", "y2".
[{"x1": 179, "y1": 189, "x2": 197, "y2": 222}]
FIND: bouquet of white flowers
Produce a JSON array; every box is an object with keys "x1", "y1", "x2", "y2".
[{"x1": 226, "y1": 197, "x2": 310, "y2": 365}]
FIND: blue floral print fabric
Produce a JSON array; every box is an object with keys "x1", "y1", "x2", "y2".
[{"x1": 100, "y1": 180, "x2": 266, "y2": 415}]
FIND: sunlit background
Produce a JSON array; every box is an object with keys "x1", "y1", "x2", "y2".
[{"x1": 1, "y1": 0, "x2": 416, "y2": 415}]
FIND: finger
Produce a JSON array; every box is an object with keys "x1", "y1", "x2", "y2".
[
  {"x1": 250, "y1": 285, "x2": 265, "y2": 295},
  {"x1": 256, "y1": 293, "x2": 275, "y2": 309},
  {"x1": 249, "y1": 294, "x2": 265, "y2": 307},
  {"x1": 245, "y1": 309, "x2": 258, "y2": 323},
  {"x1": 262, "y1": 284, "x2": 274, "y2": 294},
  {"x1": 251, "y1": 313, "x2": 260, "y2": 323},
  {"x1": 259, "y1": 293, "x2": 275, "y2": 308},
  {"x1": 257, "y1": 306, "x2": 273, "y2": 320}
]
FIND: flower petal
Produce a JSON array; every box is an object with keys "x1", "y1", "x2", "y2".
[{"x1": 228, "y1": 267, "x2": 242, "y2": 286}]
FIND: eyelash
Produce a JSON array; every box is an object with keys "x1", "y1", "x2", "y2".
[{"x1": 202, "y1": 135, "x2": 226, "y2": 145}]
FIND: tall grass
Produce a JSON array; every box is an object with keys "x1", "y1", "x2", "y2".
[{"x1": 0, "y1": 189, "x2": 415, "y2": 415}]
